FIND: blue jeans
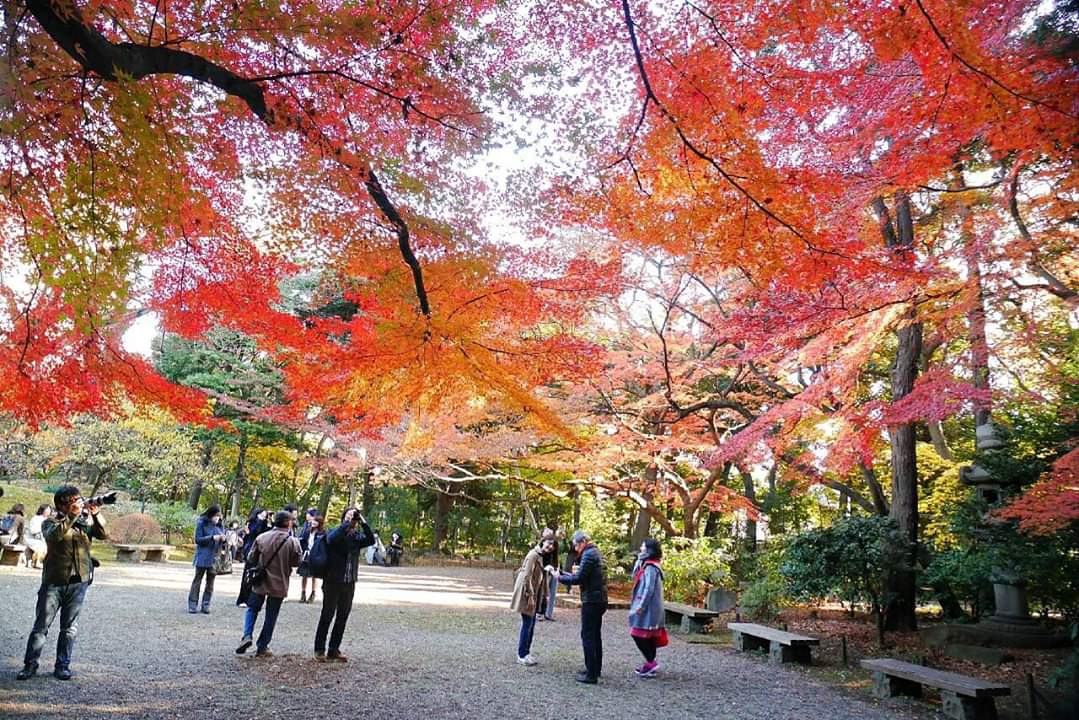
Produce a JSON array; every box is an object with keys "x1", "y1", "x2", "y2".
[
  {"x1": 545, "y1": 573, "x2": 558, "y2": 619},
  {"x1": 518, "y1": 613, "x2": 537, "y2": 658},
  {"x1": 243, "y1": 592, "x2": 284, "y2": 651},
  {"x1": 24, "y1": 581, "x2": 89, "y2": 670},
  {"x1": 580, "y1": 602, "x2": 607, "y2": 679}
]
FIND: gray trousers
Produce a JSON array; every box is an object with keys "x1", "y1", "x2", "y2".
[{"x1": 189, "y1": 566, "x2": 216, "y2": 609}]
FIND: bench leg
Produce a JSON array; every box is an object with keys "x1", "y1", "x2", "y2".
[
  {"x1": 664, "y1": 610, "x2": 682, "y2": 630},
  {"x1": 735, "y1": 632, "x2": 769, "y2": 654},
  {"x1": 871, "y1": 672, "x2": 923, "y2": 699},
  {"x1": 145, "y1": 550, "x2": 163, "y2": 562},
  {"x1": 942, "y1": 691, "x2": 998, "y2": 720},
  {"x1": 682, "y1": 615, "x2": 707, "y2": 634},
  {"x1": 769, "y1": 641, "x2": 793, "y2": 664},
  {"x1": 116, "y1": 549, "x2": 141, "y2": 563}
]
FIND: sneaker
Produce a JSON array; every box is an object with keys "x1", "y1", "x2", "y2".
[
  {"x1": 236, "y1": 636, "x2": 253, "y2": 654},
  {"x1": 314, "y1": 650, "x2": 326, "y2": 661},
  {"x1": 575, "y1": 673, "x2": 598, "y2": 684},
  {"x1": 199, "y1": 607, "x2": 211, "y2": 615},
  {"x1": 15, "y1": 664, "x2": 37, "y2": 681},
  {"x1": 326, "y1": 651, "x2": 348, "y2": 663},
  {"x1": 517, "y1": 655, "x2": 538, "y2": 666},
  {"x1": 255, "y1": 648, "x2": 273, "y2": 658},
  {"x1": 635, "y1": 661, "x2": 658, "y2": 678},
  {"x1": 53, "y1": 667, "x2": 73, "y2": 681}
]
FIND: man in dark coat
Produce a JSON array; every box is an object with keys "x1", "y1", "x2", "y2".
[
  {"x1": 16, "y1": 486, "x2": 108, "y2": 681},
  {"x1": 553, "y1": 530, "x2": 608, "y2": 684},
  {"x1": 315, "y1": 507, "x2": 375, "y2": 661}
]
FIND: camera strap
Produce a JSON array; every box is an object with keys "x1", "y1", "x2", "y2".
[{"x1": 260, "y1": 533, "x2": 288, "y2": 570}]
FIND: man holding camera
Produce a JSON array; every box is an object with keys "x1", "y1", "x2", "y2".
[
  {"x1": 16, "y1": 486, "x2": 108, "y2": 681},
  {"x1": 549, "y1": 530, "x2": 608, "y2": 684},
  {"x1": 315, "y1": 507, "x2": 375, "y2": 661}
]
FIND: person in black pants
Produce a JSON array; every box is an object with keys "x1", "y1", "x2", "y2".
[
  {"x1": 314, "y1": 507, "x2": 374, "y2": 661},
  {"x1": 551, "y1": 530, "x2": 608, "y2": 684}
]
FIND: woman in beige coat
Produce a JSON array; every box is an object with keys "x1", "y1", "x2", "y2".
[{"x1": 510, "y1": 536, "x2": 555, "y2": 666}]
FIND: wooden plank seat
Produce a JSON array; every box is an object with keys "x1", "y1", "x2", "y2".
[
  {"x1": 861, "y1": 658, "x2": 1010, "y2": 720},
  {"x1": 113, "y1": 543, "x2": 175, "y2": 563},
  {"x1": 728, "y1": 622, "x2": 820, "y2": 664},
  {"x1": 664, "y1": 601, "x2": 719, "y2": 633},
  {"x1": 0, "y1": 543, "x2": 26, "y2": 566}
]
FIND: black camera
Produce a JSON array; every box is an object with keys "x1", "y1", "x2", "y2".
[{"x1": 84, "y1": 491, "x2": 119, "y2": 507}]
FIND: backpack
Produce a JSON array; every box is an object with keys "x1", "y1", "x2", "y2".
[
  {"x1": 0, "y1": 515, "x2": 16, "y2": 535},
  {"x1": 306, "y1": 532, "x2": 329, "y2": 579}
]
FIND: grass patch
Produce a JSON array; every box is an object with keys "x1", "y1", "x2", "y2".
[{"x1": 1, "y1": 484, "x2": 52, "y2": 513}]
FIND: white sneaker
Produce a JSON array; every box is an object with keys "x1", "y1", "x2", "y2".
[{"x1": 517, "y1": 654, "x2": 538, "y2": 666}]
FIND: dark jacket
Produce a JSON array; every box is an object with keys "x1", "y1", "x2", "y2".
[
  {"x1": 242, "y1": 517, "x2": 271, "y2": 560},
  {"x1": 558, "y1": 543, "x2": 608, "y2": 605},
  {"x1": 41, "y1": 512, "x2": 107, "y2": 586},
  {"x1": 325, "y1": 520, "x2": 375, "y2": 584},
  {"x1": 541, "y1": 542, "x2": 559, "y2": 572},
  {"x1": 193, "y1": 516, "x2": 225, "y2": 569}
]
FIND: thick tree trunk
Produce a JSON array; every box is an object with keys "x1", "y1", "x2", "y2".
[
  {"x1": 432, "y1": 486, "x2": 453, "y2": 553},
  {"x1": 228, "y1": 434, "x2": 248, "y2": 519},
  {"x1": 740, "y1": 468, "x2": 757, "y2": 551},
  {"x1": 188, "y1": 441, "x2": 214, "y2": 509},
  {"x1": 961, "y1": 196, "x2": 992, "y2": 428},
  {"x1": 630, "y1": 496, "x2": 652, "y2": 549},
  {"x1": 316, "y1": 471, "x2": 335, "y2": 519},
  {"x1": 361, "y1": 470, "x2": 373, "y2": 517},
  {"x1": 881, "y1": 192, "x2": 922, "y2": 633},
  {"x1": 572, "y1": 487, "x2": 581, "y2": 528}
]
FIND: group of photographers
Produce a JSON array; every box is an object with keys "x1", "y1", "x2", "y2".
[
  {"x1": 11, "y1": 486, "x2": 662, "y2": 685},
  {"x1": 233, "y1": 506, "x2": 375, "y2": 660}
]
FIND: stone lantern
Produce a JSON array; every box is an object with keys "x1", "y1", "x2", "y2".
[{"x1": 956, "y1": 423, "x2": 1067, "y2": 649}]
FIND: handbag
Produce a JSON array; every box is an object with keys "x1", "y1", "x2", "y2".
[
  {"x1": 243, "y1": 534, "x2": 287, "y2": 587},
  {"x1": 212, "y1": 545, "x2": 232, "y2": 575},
  {"x1": 655, "y1": 628, "x2": 670, "y2": 648}
]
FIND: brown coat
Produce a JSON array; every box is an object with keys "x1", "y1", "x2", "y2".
[
  {"x1": 249, "y1": 527, "x2": 302, "y2": 598},
  {"x1": 41, "y1": 512, "x2": 107, "y2": 586},
  {"x1": 509, "y1": 545, "x2": 548, "y2": 616}
]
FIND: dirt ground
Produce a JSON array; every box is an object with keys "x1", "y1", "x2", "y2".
[{"x1": 0, "y1": 561, "x2": 936, "y2": 720}]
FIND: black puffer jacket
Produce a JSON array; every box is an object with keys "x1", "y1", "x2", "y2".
[
  {"x1": 325, "y1": 520, "x2": 375, "y2": 584},
  {"x1": 558, "y1": 543, "x2": 608, "y2": 605}
]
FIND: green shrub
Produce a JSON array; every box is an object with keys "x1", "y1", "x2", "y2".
[
  {"x1": 661, "y1": 536, "x2": 731, "y2": 605},
  {"x1": 781, "y1": 515, "x2": 911, "y2": 642},
  {"x1": 147, "y1": 502, "x2": 197, "y2": 544},
  {"x1": 740, "y1": 574, "x2": 788, "y2": 621},
  {"x1": 922, "y1": 546, "x2": 995, "y2": 620}
]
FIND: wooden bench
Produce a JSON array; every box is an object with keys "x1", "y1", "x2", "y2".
[
  {"x1": 113, "y1": 543, "x2": 175, "y2": 563},
  {"x1": 861, "y1": 658, "x2": 1010, "y2": 720},
  {"x1": 728, "y1": 622, "x2": 820, "y2": 664},
  {"x1": 0, "y1": 543, "x2": 26, "y2": 566},
  {"x1": 665, "y1": 601, "x2": 719, "y2": 633}
]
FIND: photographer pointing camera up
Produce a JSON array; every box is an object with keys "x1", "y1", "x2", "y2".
[{"x1": 16, "y1": 485, "x2": 109, "y2": 681}]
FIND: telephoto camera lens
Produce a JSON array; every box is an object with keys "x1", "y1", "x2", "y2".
[{"x1": 86, "y1": 491, "x2": 119, "y2": 506}]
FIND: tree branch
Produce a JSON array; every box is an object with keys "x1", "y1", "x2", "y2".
[{"x1": 26, "y1": 0, "x2": 433, "y2": 318}]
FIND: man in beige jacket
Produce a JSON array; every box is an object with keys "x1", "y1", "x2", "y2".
[{"x1": 236, "y1": 511, "x2": 302, "y2": 657}]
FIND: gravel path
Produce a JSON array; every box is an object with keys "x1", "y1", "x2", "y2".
[{"x1": 0, "y1": 562, "x2": 934, "y2": 720}]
